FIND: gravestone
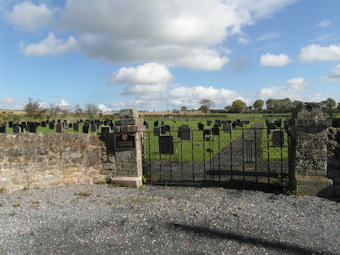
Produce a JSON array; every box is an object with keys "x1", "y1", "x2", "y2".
[
  {"x1": 154, "y1": 121, "x2": 159, "y2": 127},
  {"x1": 238, "y1": 121, "x2": 244, "y2": 127},
  {"x1": 91, "y1": 123, "x2": 97, "y2": 132},
  {"x1": 82, "y1": 125, "x2": 89, "y2": 133},
  {"x1": 161, "y1": 126, "x2": 166, "y2": 134},
  {"x1": 207, "y1": 120, "x2": 212, "y2": 126},
  {"x1": 197, "y1": 123, "x2": 204, "y2": 130},
  {"x1": 0, "y1": 125, "x2": 6, "y2": 133},
  {"x1": 74, "y1": 123, "x2": 80, "y2": 132},
  {"x1": 153, "y1": 127, "x2": 160, "y2": 137},
  {"x1": 178, "y1": 125, "x2": 192, "y2": 140},
  {"x1": 165, "y1": 125, "x2": 170, "y2": 132},
  {"x1": 271, "y1": 130, "x2": 284, "y2": 147},
  {"x1": 144, "y1": 121, "x2": 149, "y2": 129},
  {"x1": 223, "y1": 123, "x2": 232, "y2": 133},
  {"x1": 57, "y1": 119, "x2": 61, "y2": 124},
  {"x1": 68, "y1": 123, "x2": 73, "y2": 128},
  {"x1": 203, "y1": 129, "x2": 212, "y2": 141},
  {"x1": 13, "y1": 126, "x2": 21, "y2": 133},
  {"x1": 9, "y1": 121, "x2": 13, "y2": 128},
  {"x1": 161, "y1": 121, "x2": 165, "y2": 126},
  {"x1": 41, "y1": 122, "x2": 46, "y2": 128},
  {"x1": 29, "y1": 123, "x2": 36, "y2": 133},
  {"x1": 159, "y1": 136, "x2": 174, "y2": 154},
  {"x1": 101, "y1": 126, "x2": 111, "y2": 134},
  {"x1": 49, "y1": 122, "x2": 55, "y2": 130},
  {"x1": 212, "y1": 127, "x2": 219, "y2": 136},
  {"x1": 56, "y1": 123, "x2": 64, "y2": 133}
]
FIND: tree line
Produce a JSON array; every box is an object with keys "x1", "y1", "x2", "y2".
[{"x1": 183, "y1": 98, "x2": 340, "y2": 114}]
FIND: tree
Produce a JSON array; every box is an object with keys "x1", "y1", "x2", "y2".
[
  {"x1": 321, "y1": 98, "x2": 336, "y2": 110},
  {"x1": 231, "y1": 100, "x2": 246, "y2": 113},
  {"x1": 180, "y1": 106, "x2": 188, "y2": 112},
  {"x1": 199, "y1": 99, "x2": 214, "y2": 113},
  {"x1": 337, "y1": 102, "x2": 340, "y2": 111},
  {"x1": 24, "y1": 98, "x2": 46, "y2": 118},
  {"x1": 74, "y1": 104, "x2": 83, "y2": 115},
  {"x1": 48, "y1": 104, "x2": 61, "y2": 117},
  {"x1": 85, "y1": 104, "x2": 99, "y2": 119},
  {"x1": 265, "y1": 98, "x2": 292, "y2": 113},
  {"x1": 253, "y1": 100, "x2": 264, "y2": 112},
  {"x1": 0, "y1": 112, "x2": 8, "y2": 126}
]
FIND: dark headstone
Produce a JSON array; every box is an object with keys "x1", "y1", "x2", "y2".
[
  {"x1": 165, "y1": 125, "x2": 170, "y2": 132},
  {"x1": 56, "y1": 124, "x2": 64, "y2": 133},
  {"x1": 153, "y1": 127, "x2": 160, "y2": 137},
  {"x1": 271, "y1": 130, "x2": 284, "y2": 147},
  {"x1": 144, "y1": 122, "x2": 150, "y2": 129},
  {"x1": 197, "y1": 123, "x2": 204, "y2": 131},
  {"x1": 74, "y1": 123, "x2": 80, "y2": 132},
  {"x1": 154, "y1": 121, "x2": 159, "y2": 127},
  {"x1": 207, "y1": 120, "x2": 212, "y2": 126},
  {"x1": 29, "y1": 123, "x2": 36, "y2": 133},
  {"x1": 68, "y1": 123, "x2": 73, "y2": 128},
  {"x1": 13, "y1": 126, "x2": 21, "y2": 133},
  {"x1": 161, "y1": 121, "x2": 165, "y2": 126},
  {"x1": 101, "y1": 126, "x2": 111, "y2": 134},
  {"x1": 159, "y1": 136, "x2": 174, "y2": 154},
  {"x1": 178, "y1": 125, "x2": 192, "y2": 140},
  {"x1": 203, "y1": 129, "x2": 212, "y2": 141},
  {"x1": 212, "y1": 127, "x2": 219, "y2": 136},
  {"x1": 9, "y1": 121, "x2": 13, "y2": 128},
  {"x1": 0, "y1": 125, "x2": 6, "y2": 133},
  {"x1": 161, "y1": 126, "x2": 166, "y2": 134},
  {"x1": 83, "y1": 125, "x2": 89, "y2": 133},
  {"x1": 91, "y1": 123, "x2": 97, "y2": 132},
  {"x1": 49, "y1": 122, "x2": 55, "y2": 130},
  {"x1": 41, "y1": 122, "x2": 46, "y2": 128}
]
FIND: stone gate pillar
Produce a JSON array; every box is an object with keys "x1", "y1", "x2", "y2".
[
  {"x1": 288, "y1": 103, "x2": 333, "y2": 196},
  {"x1": 112, "y1": 109, "x2": 145, "y2": 188}
]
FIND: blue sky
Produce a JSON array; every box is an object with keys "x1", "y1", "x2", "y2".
[{"x1": 1, "y1": 0, "x2": 340, "y2": 112}]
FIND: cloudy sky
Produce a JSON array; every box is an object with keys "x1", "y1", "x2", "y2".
[{"x1": 1, "y1": 0, "x2": 340, "y2": 112}]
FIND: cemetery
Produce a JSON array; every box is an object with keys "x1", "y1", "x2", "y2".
[{"x1": 0, "y1": 103, "x2": 338, "y2": 198}]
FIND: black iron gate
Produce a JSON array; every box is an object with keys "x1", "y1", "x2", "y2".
[{"x1": 142, "y1": 123, "x2": 290, "y2": 191}]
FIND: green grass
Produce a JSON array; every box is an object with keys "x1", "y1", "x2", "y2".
[
  {"x1": 260, "y1": 128, "x2": 288, "y2": 161},
  {"x1": 143, "y1": 117, "x2": 254, "y2": 162}
]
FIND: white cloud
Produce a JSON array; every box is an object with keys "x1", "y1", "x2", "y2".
[
  {"x1": 168, "y1": 86, "x2": 250, "y2": 109},
  {"x1": 5, "y1": 1, "x2": 56, "y2": 31},
  {"x1": 257, "y1": 77, "x2": 322, "y2": 101},
  {"x1": 238, "y1": 37, "x2": 250, "y2": 45},
  {"x1": 324, "y1": 64, "x2": 340, "y2": 82},
  {"x1": 316, "y1": 20, "x2": 331, "y2": 28},
  {"x1": 49, "y1": 0, "x2": 296, "y2": 70},
  {"x1": 256, "y1": 32, "x2": 280, "y2": 42},
  {"x1": 97, "y1": 104, "x2": 113, "y2": 113},
  {"x1": 298, "y1": 44, "x2": 340, "y2": 63},
  {"x1": 19, "y1": 32, "x2": 77, "y2": 56},
  {"x1": 109, "y1": 63, "x2": 173, "y2": 85},
  {"x1": 260, "y1": 53, "x2": 291, "y2": 66}
]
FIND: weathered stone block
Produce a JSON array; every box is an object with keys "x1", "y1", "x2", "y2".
[{"x1": 120, "y1": 109, "x2": 139, "y2": 119}]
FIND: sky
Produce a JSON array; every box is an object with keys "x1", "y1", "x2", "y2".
[{"x1": 1, "y1": 0, "x2": 340, "y2": 112}]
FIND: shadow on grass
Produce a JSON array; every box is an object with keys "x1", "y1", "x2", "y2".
[{"x1": 169, "y1": 223, "x2": 336, "y2": 255}]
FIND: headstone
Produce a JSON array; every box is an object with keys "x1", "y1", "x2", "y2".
[
  {"x1": 161, "y1": 121, "x2": 165, "y2": 126},
  {"x1": 159, "y1": 136, "x2": 174, "y2": 154},
  {"x1": 223, "y1": 123, "x2": 232, "y2": 133},
  {"x1": 9, "y1": 121, "x2": 13, "y2": 128},
  {"x1": 57, "y1": 119, "x2": 61, "y2": 124},
  {"x1": 41, "y1": 122, "x2": 46, "y2": 128},
  {"x1": 154, "y1": 121, "x2": 159, "y2": 127},
  {"x1": 56, "y1": 123, "x2": 64, "y2": 133},
  {"x1": 212, "y1": 127, "x2": 219, "y2": 136},
  {"x1": 0, "y1": 125, "x2": 6, "y2": 133},
  {"x1": 144, "y1": 122, "x2": 150, "y2": 129},
  {"x1": 49, "y1": 122, "x2": 55, "y2": 130},
  {"x1": 203, "y1": 129, "x2": 212, "y2": 141},
  {"x1": 68, "y1": 123, "x2": 73, "y2": 128},
  {"x1": 29, "y1": 123, "x2": 36, "y2": 133},
  {"x1": 207, "y1": 120, "x2": 212, "y2": 126},
  {"x1": 197, "y1": 123, "x2": 204, "y2": 130},
  {"x1": 74, "y1": 123, "x2": 80, "y2": 132},
  {"x1": 178, "y1": 125, "x2": 192, "y2": 140},
  {"x1": 101, "y1": 126, "x2": 111, "y2": 134},
  {"x1": 153, "y1": 127, "x2": 160, "y2": 137},
  {"x1": 83, "y1": 125, "x2": 89, "y2": 133},
  {"x1": 161, "y1": 126, "x2": 166, "y2": 134},
  {"x1": 91, "y1": 123, "x2": 97, "y2": 132},
  {"x1": 165, "y1": 125, "x2": 170, "y2": 132},
  {"x1": 271, "y1": 130, "x2": 284, "y2": 147},
  {"x1": 13, "y1": 126, "x2": 21, "y2": 133}
]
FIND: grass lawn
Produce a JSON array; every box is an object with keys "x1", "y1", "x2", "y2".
[{"x1": 260, "y1": 127, "x2": 288, "y2": 161}]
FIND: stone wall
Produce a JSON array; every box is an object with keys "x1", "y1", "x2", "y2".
[
  {"x1": 327, "y1": 127, "x2": 340, "y2": 196},
  {"x1": 0, "y1": 133, "x2": 116, "y2": 191}
]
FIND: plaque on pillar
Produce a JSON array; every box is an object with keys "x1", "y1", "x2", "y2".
[{"x1": 115, "y1": 133, "x2": 135, "y2": 150}]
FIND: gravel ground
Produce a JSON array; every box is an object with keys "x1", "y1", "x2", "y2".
[{"x1": 0, "y1": 184, "x2": 339, "y2": 255}]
